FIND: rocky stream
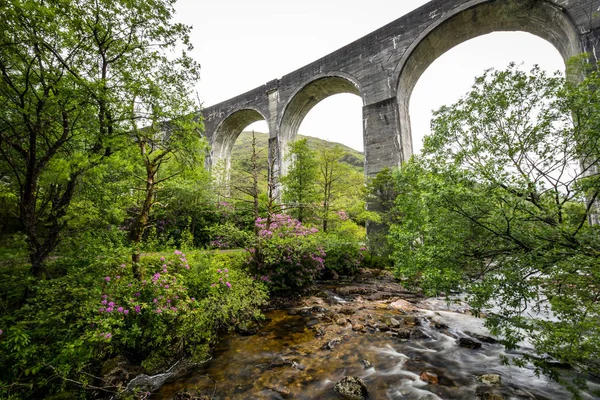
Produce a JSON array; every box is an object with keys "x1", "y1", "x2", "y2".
[{"x1": 149, "y1": 269, "x2": 600, "y2": 400}]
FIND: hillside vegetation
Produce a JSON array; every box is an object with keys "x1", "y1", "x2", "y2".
[{"x1": 231, "y1": 131, "x2": 364, "y2": 171}]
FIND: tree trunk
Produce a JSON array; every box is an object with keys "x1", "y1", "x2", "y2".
[{"x1": 128, "y1": 162, "x2": 156, "y2": 280}]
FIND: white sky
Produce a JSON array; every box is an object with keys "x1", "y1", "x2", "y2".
[{"x1": 174, "y1": 0, "x2": 565, "y2": 154}]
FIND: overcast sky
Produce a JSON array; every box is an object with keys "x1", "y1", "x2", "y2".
[{"x1": 174, "y1": 0, "x2": 565, "y2": 154}]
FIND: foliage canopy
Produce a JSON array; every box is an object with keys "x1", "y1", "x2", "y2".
[{"x1": 389, "y1": 63, "x2": 600, "y2": 386}]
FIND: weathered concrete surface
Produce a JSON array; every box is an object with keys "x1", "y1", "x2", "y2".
[{"x1": 201, "y1": 0, "x2": 600, "y2": 180}]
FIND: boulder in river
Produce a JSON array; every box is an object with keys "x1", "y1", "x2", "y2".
[
  {"x1": 419, "y1": 371, "x2": 439, "y2": 385},
  {"x1": 458, "y1": 337, "x2": 482, "y2": 349},
  {"x1": 475, "y1": 386, "x2": 505, "y2": 399},
  {"x1": 477, "y1": 374, "x2": 501, "y2": 386},
  {"x1": 388, "y1": 299, "x2": 417, "y2": 312},
  {"x1": 352, "y1": 322, "x2": 366, "y2": 332},
  {"x1": 334, "y1": 376, "x2": 369, "y2": 400},
  {"x1": 466, "y1": 331, "x2": 498, "y2": 344},
  {"x1": 396, "y1": 328, "x2": 411, "y2": 340},
  {"x1": 324, "y1": 337, "x2": 342, "y2": 350}
]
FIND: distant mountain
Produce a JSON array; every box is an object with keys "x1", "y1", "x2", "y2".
[{"x1": 231, "y1": 131, "x2": 364, "y2": 171}]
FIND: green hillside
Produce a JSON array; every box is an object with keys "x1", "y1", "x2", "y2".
[{"x1": 230, "y1": 131, "x2": 364, "y2": 172}]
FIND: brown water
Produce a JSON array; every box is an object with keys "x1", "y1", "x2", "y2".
[{"x1": 152, "y1": 273, "x2": 600, "y2": 400}]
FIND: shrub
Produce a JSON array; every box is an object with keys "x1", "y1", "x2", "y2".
[
  {"x1": 207, "y1": 222, "x2": 252, "y2": 250},
  {"x1": 247, "y1": 214, "x2": 324, "y2": 290},
  {"x1": 319, "y1": 233, "x2": 366, "y2": 275},
  {"x1": 89, "y1": 250, "x2": 267, "y2": 372},
  {"x1": 0, "y1": 250, "x2": 267, "y2": 398}
]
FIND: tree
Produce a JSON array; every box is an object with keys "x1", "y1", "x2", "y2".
[
  {"x1": 316, "y1": 145, "x2": 350, "y2": 232},
  {"x1": 282, "y1": 138, "x2": 318, "y2": 223},
  {"x1": 0, "y1": 0, "x2": 201, "y2": 278},
  {"x1": 225, "y1": 131, "x2": 265, "y2": 235},
  {"x1": 390, "y1": 63, "x2": 600, "y2": 388}
]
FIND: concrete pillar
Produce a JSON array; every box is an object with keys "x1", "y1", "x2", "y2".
[{"x1": 363, "y1": 97, "x2": 407, "y2": 178}]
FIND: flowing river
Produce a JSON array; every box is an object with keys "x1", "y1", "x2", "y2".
[{"x1": 152, "y1": 270, "x2": 600, "y2": 399}]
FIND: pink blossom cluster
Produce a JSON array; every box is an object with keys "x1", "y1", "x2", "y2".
[
  {"x1": 210, "y1": 268, "x2": 232, "y2": 288},
  {"x1": 209, "y1": 236, "x2": 230, "y2": 249},
  {"x1": 255, "y1": 214, "x2": 318, "y2": 238}
]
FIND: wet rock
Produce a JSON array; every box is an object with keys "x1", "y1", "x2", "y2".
[
  {"x1": 396, "y1": 328, "x2": 411, "y2": 340},
  {"x1": 337, "y1": 286, "x2": 376, "y2": 296},
  {"x1": 351, "y1": 323, "x2": 365, "y2": 332},
  {"x1": 313, "y1": 326, "x2": 326, "y2": 337},
  {"x1": 389, "y1": 317, "x2": 401, "y2": 328},
  {"x1": 267, "y1": 356, "x2": 293, "y2": 370},
  {"x1": 324, "y1": 337, "x2": 342, "y2": 350},
  {"x1": 475, "y1": 387, "x2": 505, "y2": 399},
  {"x1": 306, "y1": 319, "x2": 320, "y2": 327},
  {"x1": 174, "y1": 389, "x2": 209, "y2": 399},
  {"x1": 432, "y1": 321, "x2": 449, "y2": 330},
  {"x1": 322, "y1": 311, "x2": 336, "y2": 322},
  {"x1": 378, "y1": 323, "x2": 390, "y2": 332},
  {"x1": 420, "y1": 371, "x2": 439, "y2": 385},
  {"x1": 466, "y1": 331, "x2": 498, "y2": 344},
  {"x1": 402, "y1": 315, "x2": 420, "y2": 326},
  {"x1": 265, "y1": 385, "x2": 292, "y2": 397},
  {"x1": 236, "y1": 320, "x2": 260, "y2": 336},
  {"x1": 361, "y1": 359, "x2": 372, "y2": 369},
  {"x1": 388, "y1": 299, "x2": 417, "y2": 312},
  {"x1": 366, "y1": 292, "x2": 396, "y2": 301},
  {"x1": 339, "y1": 307, "x2": 355, "y2": 315},
  {"x1": 458, "y1": 337, "x2": 482, "y2": 349},
  {"x1": 334, "y1": 376, "x2": 369, "y2": 400},
  {"x1": 335, "y1": 316, "x2": 349, "y2": 326},
  {"x1": 311, "y1": 306, "x2": 327, "y2": 313},
  {"x1": 101, "y1": 355, "x2": 139, "y2": 388},
  {"x1": 291, "y1": 360, "x2": 306, "y2": 371},
  {"x1": 299, "y1": 308, "x2": 313, "y2": 317},
  {"x1": 477, "y1": 374, "x2": 501, "y2": 386},
  {"x1": 410, "y1": 328, "x2": 430, "y2": 339}
]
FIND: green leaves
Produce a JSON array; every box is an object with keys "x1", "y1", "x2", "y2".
[{"x1": 389, "y1": 62, "x2": 600, "y2": 384}]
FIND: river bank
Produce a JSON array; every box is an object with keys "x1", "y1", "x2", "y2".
[{"x1": 152, "y1": 269, "x2": 599, "y2": 399}]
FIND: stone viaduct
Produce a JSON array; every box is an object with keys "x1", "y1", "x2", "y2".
[{"x1": 201, "y1": 0, "x2": 600, "y2": 181}]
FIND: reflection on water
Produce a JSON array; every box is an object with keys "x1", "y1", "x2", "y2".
[{"x1": 153, "y1": 284, "x2": 600, "y2": 400}]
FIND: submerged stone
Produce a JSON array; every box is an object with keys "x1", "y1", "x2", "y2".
[
  {"x1": 458, "y1": 337, "x2": 482, "y2": 349},
  {"x1": 477, "y1": 374, "x2": 501, "y2": 386},
  {"x1": 334, "y1": 376, "x2": 368, "y2": 400},
  {"x1": 420, "y1": 371, "x2": 439, "y2": 385}
]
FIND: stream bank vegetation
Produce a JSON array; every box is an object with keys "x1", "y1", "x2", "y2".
[{"x1": 385, "y1": 61, "x2": 600, "y2": 395}]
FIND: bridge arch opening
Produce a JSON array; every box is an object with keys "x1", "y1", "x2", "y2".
[
  {"x1": 298, "y1": 94, "x2": 364, "y2": 151},
  {"x1": 395, "y1": 0, "x2": 580, "y2": 161},
  {"x1": 279, "y1": 75, "x2": 362, "y2": 173},
  {"x1": 210, "y1": 108, "x2": 268, "y2": 179}
]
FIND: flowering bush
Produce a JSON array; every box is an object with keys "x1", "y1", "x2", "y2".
[
  {"x1": 89, "y1": 250, "x2": 267, "y2": 372},
  {"x1": 247, "y1": 214, "x2": 325, "y2": 290}
]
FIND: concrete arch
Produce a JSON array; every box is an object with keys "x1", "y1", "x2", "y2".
[
  {"x1": 278, "y1": 73, "x2": 363, "y2": 173},
  {"x1": 395, "y1": 0, "x2": 580, "y2": 160},
  {"x1": 210, "y1": 107, "x2": 268, "y2": 172}
]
